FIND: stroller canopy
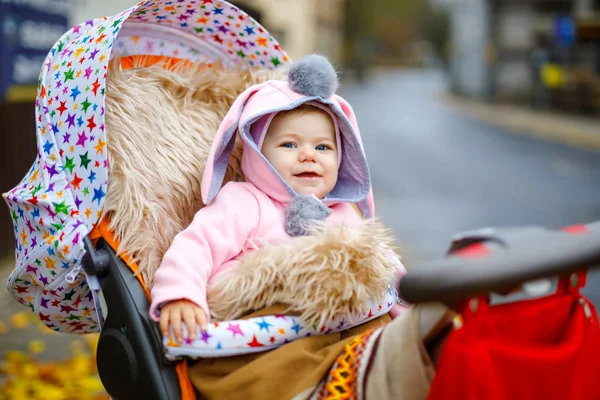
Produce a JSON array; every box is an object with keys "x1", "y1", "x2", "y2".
[{"x1": 3, "y1": 0, "x2": 289, "y2": 333}]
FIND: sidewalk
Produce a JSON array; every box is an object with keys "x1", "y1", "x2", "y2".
[{"x1": 444, "y1": 94, "x2": 600, "y2": 151}]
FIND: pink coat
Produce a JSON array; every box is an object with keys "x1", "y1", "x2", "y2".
[
  {"x1": 150, "y1": 182, "x2": 363, "y2": 318},
  {"x1": 150, "y1": 77, "x2": 404, "y2": 320}
]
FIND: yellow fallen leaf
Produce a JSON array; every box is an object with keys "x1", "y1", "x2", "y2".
[
  {"x1": 4, "y1": 385, "x2": 29, "y2": 400},
  {"x1": 0, "y1": 335, "x2": 108, "y2": 399},
  {"x1": 5, "y1": 350, "x2": 28, "y2": 365},
  {"x1": 21, "y1": 361, "x2": 38, "y2": 379},
  {"x1": 28, "y1": 339, "x2": 46, "y2": 354},
  {"x1": 38, "y1": 362, "x2": 60, "y2": 381},
  {"x1": 0, "y1": 321, "x2": 7, "y2": 334},
  {"x1": 83, "y1": 333, "x2": 100, "y2": 348},
  {"x1": 38, "y1": 322, "x2": 60, "y2": 335},
  {"x1": 76, "y1": 376, "x2": 106, "y2": 394},
  {"x1": 69, "y1": 339, "x2": 86, "y2": 356},
  {"x1": 10, "y1": 312, "x2": 31, "y2": 329},
  {"x1": 71, "y1": 354, "x2": 93, "y2": 376},
  {"x1": 34, "y1": 384, "x2": 68, "y2": 400}
]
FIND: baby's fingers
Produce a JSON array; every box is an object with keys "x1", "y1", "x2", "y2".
[
  {"x1": 196, "y1": 308, "x2": 208, "y2": 331},
  {"x1": 170, "y1": 311, "x2": 183, "y2": 343},
  {"x1": 182, "y1": 308, "x2": 198, "y2": 341},
  {"x1": 159, "y1": 311, "x2": 171, "y2": 337}
]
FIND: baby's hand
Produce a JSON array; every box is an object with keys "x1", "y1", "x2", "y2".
[{"x1": 159, "y1": 299, "x2": 208, "y2": 343}]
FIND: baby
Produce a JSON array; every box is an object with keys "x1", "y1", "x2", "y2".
[{"x1": 149, "y1": 55, "x2": 405, "y2": 342}]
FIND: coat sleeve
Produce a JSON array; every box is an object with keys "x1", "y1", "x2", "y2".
[{"x1": 149, "y1": 183, "x2": 260, "y2": 320}]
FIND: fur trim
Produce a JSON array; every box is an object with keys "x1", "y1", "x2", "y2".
[
  {"x1": 207, "y1": 220, "x2": 401, "y2": 326},
  {"x1": 103, "y1": 60, "x2": 285, "y2": 286}
]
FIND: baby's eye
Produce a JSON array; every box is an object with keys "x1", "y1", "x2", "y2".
[
  {"x1": 281, "y1": 142, "x2": 296, "y2": 149},
  {"x1": 316, "y1": 144, "x2": 332, "y2": 151}
]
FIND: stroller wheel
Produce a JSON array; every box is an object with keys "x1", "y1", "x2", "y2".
[{"x1": 97, "y1": 328, "x2": 139, "y2": 397}]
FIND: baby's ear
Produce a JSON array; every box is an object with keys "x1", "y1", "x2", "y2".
[{"x1": 288, "y1": 54, "x2": 338, "y2": 99}]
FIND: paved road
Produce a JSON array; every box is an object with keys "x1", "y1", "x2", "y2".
[{"x1": 339, "y1": 69, "x2": 600, "y2": 306}]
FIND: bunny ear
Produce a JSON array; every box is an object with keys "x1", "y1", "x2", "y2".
[
  {"x1": 333, "y1": 94, "x2": 375, "y2": 218},
  {"x1": 202, "y1": 83, "x2": 268, "y2": 204}
]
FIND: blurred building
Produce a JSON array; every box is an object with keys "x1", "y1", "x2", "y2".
[
  {"x1": 234, "y1": 0, "x2": 345, "y2": 62},
  {"x1": 449, "y1": 0, "x2": 600, "y2": 115},
  {"x1": 69, "y1": 0, "x2": 132, "y2": 26},
  {"x1": 448, "y1": 0, "x2": 491, "y2": 98},
  {"x1": 0, "y1": 0, "x2": 70, "y2": 102},
  {"x1": 1, "y1": 0, "x2": 71, "y2": 256},
  {"x1": 71, "y1": 0, "x2": 344, "y2": 61}
]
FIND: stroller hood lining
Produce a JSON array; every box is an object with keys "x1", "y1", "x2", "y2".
[{"x1": 117, "y1": 22, "x2": 236, "y2": 68}]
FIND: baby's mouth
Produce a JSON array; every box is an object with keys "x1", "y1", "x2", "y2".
[{"x1": 294, "y1": 172, "x2": 321, "y2": 178}]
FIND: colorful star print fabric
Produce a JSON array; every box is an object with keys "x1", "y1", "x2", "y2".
[
  {"x1": 116, "y1": 0, "x2": 288, "y2": 68},
  {"x1": 3, "y1": 0, "x2": 289, "y2": 334},
  {"x1": 164, "y1": 290, "x2": 398, "y2": 359}
]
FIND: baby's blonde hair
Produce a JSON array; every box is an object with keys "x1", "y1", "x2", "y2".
[{"x1": 271, "y1": 103, "x2": 330, "y2": 124}]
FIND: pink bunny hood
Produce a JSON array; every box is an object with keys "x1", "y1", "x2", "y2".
[{"x1": 202, "y1": 55, "x2": 375, "y2": 218}]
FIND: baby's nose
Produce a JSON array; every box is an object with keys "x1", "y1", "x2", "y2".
[{"x1": 299, "y1": 146, "x2": 318, "y2": 162}]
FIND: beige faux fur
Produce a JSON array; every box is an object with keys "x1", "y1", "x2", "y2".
[
  {"x1": 207, "y1": 220, "x2": 401, "y2": 326},
  {"x1": 103, "y1": 59, "x2": 285, "y2": 286}
]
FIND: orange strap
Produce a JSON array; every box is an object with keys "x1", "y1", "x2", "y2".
[
  {"x1": 89, "y1": 217, "x2": 151, "y2": 300},
  {"x1": 90, "y1": 217, "x2": 196, "y2": 400},
  {"x1": 175, "y1": 362, "x2": 197, "y2": 400}
]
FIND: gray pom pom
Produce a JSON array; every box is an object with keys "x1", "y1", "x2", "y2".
[
  {"x1": 285, "y1": 194, "x2": 332, "y2": 237},
  {"x1": 288, "y1": 54, "x2": 339, "y2": 99}
]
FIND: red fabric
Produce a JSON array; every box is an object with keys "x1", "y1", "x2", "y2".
[
  {"x1": 454, "y1": 243, "x2": 491, "y2": 259},
  {"x1": 428, "y1": 277, "x2": 600, "y2": 400}
]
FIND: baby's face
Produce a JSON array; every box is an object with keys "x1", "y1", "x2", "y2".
[{"x1": 261, "y1": 108, "x2": 338, "y2": 199}]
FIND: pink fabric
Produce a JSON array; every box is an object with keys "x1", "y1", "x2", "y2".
[
  {"x1": 150, "y1": 78, "x2": 393, "y2": 321},
  {"x1": 333, "y1": 94, "x2": 375, "y2": 218},
  {"x1": 150, "y1": 181, "x2": 365, "y2": 319},
  {"x1": 201, "y1": 81, "x2": 373, "y2": 218},
  {"x1": 201, "y1": 82, "x2": 302, "y2": 205}
]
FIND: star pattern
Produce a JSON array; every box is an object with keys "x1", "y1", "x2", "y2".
[
  {"x1": 160, "y1": 289, "x2": 397, "y2": 358},
  {"x1": 4, "y1": 5, "x2": 136, "y2": 334},
  {"x1": 226, "y1": 323, "x2": 244, "y2": 337},
  {"x1": 115, "y1": 0, "x2": 288, "y2": 68},
  {"x1": 4, "y1": 0, "x2": 289, "y2": 336}
]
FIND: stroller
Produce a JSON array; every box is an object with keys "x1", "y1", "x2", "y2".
[{"x1": 4, "y1": 1, "x2": 600, "y2": 399}]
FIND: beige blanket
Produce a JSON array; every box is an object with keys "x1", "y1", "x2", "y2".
[{"x1": 189, "y1": 306, "x2": 436, "y2": 400}]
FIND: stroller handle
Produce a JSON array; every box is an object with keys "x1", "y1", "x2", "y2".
[{"x1": 399, "y1": 221, "x2": 600, "y2": 304}]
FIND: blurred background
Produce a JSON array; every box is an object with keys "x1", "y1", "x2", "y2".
[{"x1": 1, "y1": 0, "x2": 599, "y2": 398}]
